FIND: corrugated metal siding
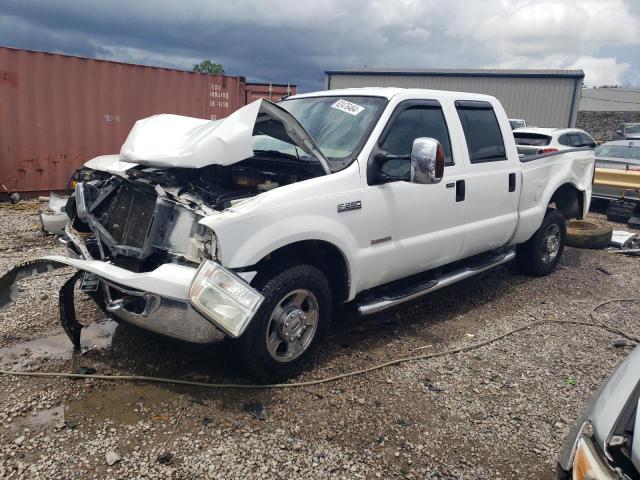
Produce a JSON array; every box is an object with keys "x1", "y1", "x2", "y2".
[
  {"x1": 326, "y1": 68, "x2": 584, "y2": 77},
  {"x1": 245, "y1": 83, "x2": 296, "y2": 103},
  {"x1": 579, "y1": 88, "x2": 640, "y2": 112},
  {"x1": 0, "y1": 47, "x2": 247, "y2": 193},
  {"x1": 328, "y1": 73, "x2": 582, "y2": 128}
]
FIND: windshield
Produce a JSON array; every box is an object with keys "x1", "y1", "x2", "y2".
[
  {"x1": 626, "y1": 124, "x2": 640, "y2": 134},
  {"x1": 595, "y1": 144, "x2": 640, "y2": 160},
  {"x1": 253, "y1": 96, "x2": 386, "y2": 168}
]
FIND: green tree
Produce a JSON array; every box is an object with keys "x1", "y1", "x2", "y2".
[{"x1": 192, "y1": 60, "x2": 225, "y2": 75}]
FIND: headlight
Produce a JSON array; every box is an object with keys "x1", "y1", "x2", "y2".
[
  {"x1": 189, "y1": 260, "x2": 264, "y2": 338},
  {"x1": 572, "y1": 436, "x2": 618, "y2": 480}
]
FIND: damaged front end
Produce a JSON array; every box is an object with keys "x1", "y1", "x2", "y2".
[
  {"x1": 0, "y1": 98, "x2": 326, "y2": 348},
  {"x1": 0, "y1": 166, "x2": 266, "y2": 347}
]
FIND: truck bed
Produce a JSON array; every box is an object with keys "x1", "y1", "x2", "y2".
[{"x1": 513, "y1": 148, "x2": 594, "y2": 244}]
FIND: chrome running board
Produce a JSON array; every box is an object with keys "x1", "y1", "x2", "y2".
[{"x1": 357, "y1": 249, "x2": 516, "y2": 316}]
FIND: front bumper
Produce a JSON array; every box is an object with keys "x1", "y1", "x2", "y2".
[
  {"x1": 0, "y1": 254, "x2": 226, "y2": 344},
  {"x1": 101, "y1": 275, "x2": 225, "y2": 344}
]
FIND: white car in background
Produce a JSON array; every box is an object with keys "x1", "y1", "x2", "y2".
[{"x1": 514, "y1": 128, "x2": 597, "y2": 156}]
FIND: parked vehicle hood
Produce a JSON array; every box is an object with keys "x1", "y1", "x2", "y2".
[
  {"x1": 558, "y1": 344, "x2": 640, "y2": 472},
  {"x1": 117, "y1": 99, "x2": 330, "y2": 173}
]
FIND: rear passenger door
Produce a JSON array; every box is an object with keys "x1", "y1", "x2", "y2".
[{"x1": 454, "y1": 101, "x2": 520, "y2": 258}]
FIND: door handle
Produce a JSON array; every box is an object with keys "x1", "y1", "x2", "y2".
[
  {"x1": 456, "y1": 180, "x2": 465, "y2": 202},
  {"x1": 508, "y1": 173, "x2": 516, "y2": 192}
]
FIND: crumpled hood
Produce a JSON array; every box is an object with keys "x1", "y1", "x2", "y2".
[{"x1": 118, "y1": 98, "x2": 330, "y2": 173}]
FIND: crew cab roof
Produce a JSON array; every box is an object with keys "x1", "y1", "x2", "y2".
[{"x1": 288, "y1": 87, "x2": 500, "y2": 103}]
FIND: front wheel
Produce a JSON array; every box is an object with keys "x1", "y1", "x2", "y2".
[
  {"x1": 235, "y1": 264, "x2": 332, "y2": 382},
  {"x1": 516, "y1": 209, "x2": 566, "y2": 276}
]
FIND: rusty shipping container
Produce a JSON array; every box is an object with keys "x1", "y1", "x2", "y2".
[
  {"x1": 245, "y1": 82, "x2": 296, "y2": 103},
  {"x1": 0, "y1": 47, "x2": 249, "y2": 194}
]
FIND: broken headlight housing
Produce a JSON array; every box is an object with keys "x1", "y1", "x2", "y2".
[
  {"x1": 189, "y1": 260, "x2": 263, "y2": 338},
  {"x1": 572, "y1": 435, "x2": 618, "y2": 480}
]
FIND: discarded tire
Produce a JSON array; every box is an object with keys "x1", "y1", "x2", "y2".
[{"x1": 566, "y1": 220, "x2": 613, "y2": 249}]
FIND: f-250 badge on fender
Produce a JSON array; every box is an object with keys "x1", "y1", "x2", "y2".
[{"x1": 337, "y1": 200, "x2": 362, "y2": 213}]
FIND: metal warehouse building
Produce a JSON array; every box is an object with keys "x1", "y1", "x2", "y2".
[{"x1": 326, "y1": 68, "x2": 584, "y2": 128}]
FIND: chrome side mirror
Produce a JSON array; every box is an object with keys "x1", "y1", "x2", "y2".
[{"x1": 410, "y1": 137, "x2": 445, "y2": 185}]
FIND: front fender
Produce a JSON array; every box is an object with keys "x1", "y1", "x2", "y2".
[
  {"x1": 203, "y1": 211, "x2": 359, "y2": 295},
  {"x1": 215, "y1": 213, "x2": 357, "y2": 268}
]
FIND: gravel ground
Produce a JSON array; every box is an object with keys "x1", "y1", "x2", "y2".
[{"x1": 0, "y1": 200, "x2": 639, "y2": 479}]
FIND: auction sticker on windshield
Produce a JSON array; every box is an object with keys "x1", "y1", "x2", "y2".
[{"x1": 331, "y1": 99, "x2": 365, "y2": 116}]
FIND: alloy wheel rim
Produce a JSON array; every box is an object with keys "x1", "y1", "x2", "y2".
[
  {"x1": 266, "y1": 289, "x2": 319, "y2": 363},
  {"x1": 541, "y1": 224, "x2": 561, "y2": 264}
]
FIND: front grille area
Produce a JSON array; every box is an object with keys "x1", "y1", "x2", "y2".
[{"x1": 99, "y1": 184, "x2": 157, "y2": 249}]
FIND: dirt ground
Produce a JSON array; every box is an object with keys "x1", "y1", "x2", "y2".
[{"x1": 0, "y1": 199, "x2": 638, "y2": 479}]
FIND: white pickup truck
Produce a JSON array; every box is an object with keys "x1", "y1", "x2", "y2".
[{"x1": 0, "y1": 88, "x2": 594, "y2": 380}]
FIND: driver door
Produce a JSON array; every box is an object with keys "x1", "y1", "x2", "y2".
[{"x1": 357, "y1": 100, "x2": 467, "y2": 289}]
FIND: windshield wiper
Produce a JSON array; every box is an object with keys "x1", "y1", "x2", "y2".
[
  {"x1": 253, "y1": 149, "x2": 298, "y2": 160},
  {"x1": 253, "y1": 149, "x2": 334, "y2": 172}
]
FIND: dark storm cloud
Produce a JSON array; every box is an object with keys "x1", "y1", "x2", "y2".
[
  {"x1": 0, "y1": 0, "x2": 332, "y2": 90},
  {"x1": 0, "y1": 0, "x2": 638, "y2": 90}
]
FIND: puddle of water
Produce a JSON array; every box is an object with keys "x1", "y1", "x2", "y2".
[
  {"x1": 68, "y1": 383, "x2": 178, "y2": 425},
  {"x1": 7, "y1": 405, "x2": 66, "y2": 434},
  {"x1": 25, "y1": 405, "x2": 65, "y2": 427},
  {"x1": 0, "y1": 320, "x2": 117, "y2": 369}
]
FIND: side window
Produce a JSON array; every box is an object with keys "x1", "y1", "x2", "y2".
[
  {"x1": 558, "y1": 134, "x2": 570, "y2": 146},
  {"x1": 568, "y1": 134, "x2": 582, "y2": 147},
  {"x1": 455, "y1": 102, "x2": 506, "y2": 163},
  {"x1": 579, "y1": 132, "x2": 596, "y2": 148},
  {"x1": 380, "y1": 105, "x2": 454, "y2": 166}
]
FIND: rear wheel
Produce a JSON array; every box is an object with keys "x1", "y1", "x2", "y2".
[
  {"x1": 236, "y1": 264, "x2": 332, "y2": 382},
  {"x1": 517, "y1": 209, "x2": 566, "y2": 276}
]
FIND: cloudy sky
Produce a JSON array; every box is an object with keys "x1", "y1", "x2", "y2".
[{"x1": 0, "y1": 0, "x2": 638, "y2": 91}]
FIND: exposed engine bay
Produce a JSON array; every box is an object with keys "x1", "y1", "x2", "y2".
[{"x1": 67, "y1": 155, "x2": 324, "y2": 272}]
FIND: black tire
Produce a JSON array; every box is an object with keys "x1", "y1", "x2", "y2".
[
  {"x1": 517, "y1": 209, "x2": 566, "y2": 276},
  {"x1": 566, "y1": 219, "x2": 612, "y2": 249},
  {"x1": 235, "y1": 264, "x2": 332, "y2": 382}
]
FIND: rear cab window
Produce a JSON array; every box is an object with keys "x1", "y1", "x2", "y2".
[
  {"x1": 513, "y1": 133, "x2": 551, "y2": 147},
  {"x1": 455, "y1": 100, "x2": 507, "y2": 163}
]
